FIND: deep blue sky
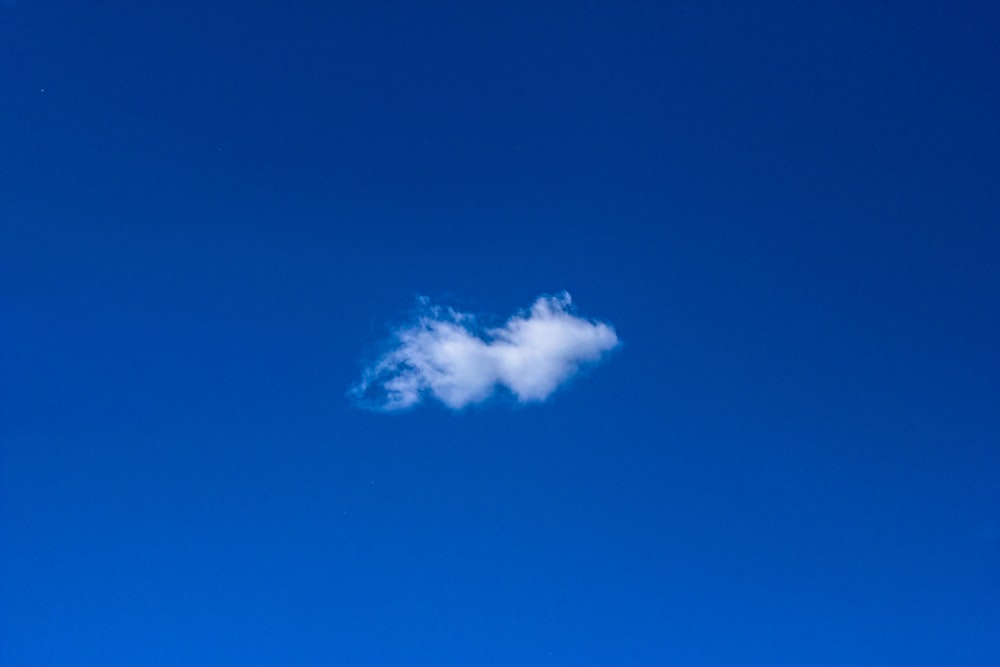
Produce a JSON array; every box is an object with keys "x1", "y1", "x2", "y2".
[{"x1": 2, "y1": 2, "x2": 999, "y2": 664}]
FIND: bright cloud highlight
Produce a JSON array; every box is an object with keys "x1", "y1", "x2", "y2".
[{"x1": 352, "y1": 292, "x2": 619, "y2": 410}]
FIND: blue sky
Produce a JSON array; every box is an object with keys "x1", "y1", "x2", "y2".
[{"x1": 2, "y1": 2, "x2": 999, "y2": 664}]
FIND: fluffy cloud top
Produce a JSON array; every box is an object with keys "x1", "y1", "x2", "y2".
[{"x1": 352, "y1": 292, "x2": 619, "y2": 411}]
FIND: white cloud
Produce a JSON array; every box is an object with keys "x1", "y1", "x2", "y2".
[{"x1": 351, "y1": 292, "x2": 619, "y2": 411}]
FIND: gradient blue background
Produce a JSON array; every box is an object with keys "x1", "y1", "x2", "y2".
[{"x1": 2, "y1": 2, "x2": 999, "y2": 664}]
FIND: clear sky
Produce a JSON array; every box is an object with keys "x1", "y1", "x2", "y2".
[{"x1": 2, "y1": 2, "x2": 999, "y2": 665}]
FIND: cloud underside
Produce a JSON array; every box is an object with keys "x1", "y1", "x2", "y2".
[{"x1": 353, "y1": 292, "x2": 619, "y2": 411}]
